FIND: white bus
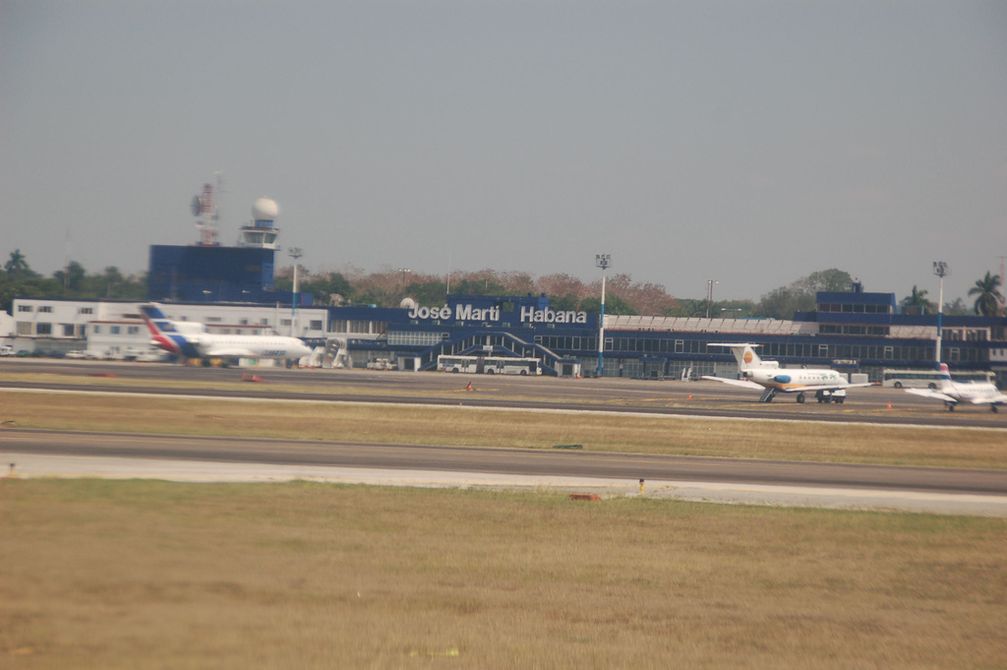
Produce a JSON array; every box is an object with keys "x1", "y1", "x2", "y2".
[
  {"x1": 881, "y1": 368, "x2": 995, "y2": 389},
  {"x1": 437, "y1": 355, "x2": 541, "y2": 376}
]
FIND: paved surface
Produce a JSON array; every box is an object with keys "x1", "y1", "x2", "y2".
[
  {"x1": 3, "y1": 428, "x2": 1007, "y2": 516},
  {"x1": 4, "y1": 448, "x2": 1006, "y2": 517},
  {"x1": 4, "y1": 360, "x2": 1006, "y2": 515},
  {"x1": 3, "y1": 359, "x2": 1006, "y2": 428}
]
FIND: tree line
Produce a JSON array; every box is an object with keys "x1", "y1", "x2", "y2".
[
  {"x1": 3, "y1": 248, "x2": 1003, "y2": 319},
  {"x1": 1, "y1": 249, "x2": 147, "y2": 313}
]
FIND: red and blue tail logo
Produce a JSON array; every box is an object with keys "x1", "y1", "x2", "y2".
[{"x1": 139, "y1": 304, "x2": 197, "y2": 357}]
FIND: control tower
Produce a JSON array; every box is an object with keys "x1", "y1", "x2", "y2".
[
  {"x1": 147, "y1": 186, "x2": 282, "y2": 303},
  {"x1": 238, "y1": 198, "x2": 281, "y2": 249}
]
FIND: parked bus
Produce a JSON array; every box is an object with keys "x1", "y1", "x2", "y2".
[
  {"x1": 437, "y1": 355, "x2": 541, "y2": 376},
  {"x1": 881, "y1": 368, "x2": 995, "y2": 389}
]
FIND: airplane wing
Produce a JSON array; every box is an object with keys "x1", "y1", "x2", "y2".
[
  {"x1": 776, "y1": 382, "x2": 874, "y2": 393},
  {"x1": 700, "y1": 376, "x2": 765, "y2": 391},
  {"x1": 904, "y1": 388, "x2": 958, "y2": 403}
]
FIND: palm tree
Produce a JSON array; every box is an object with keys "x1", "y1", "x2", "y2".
[
  {"x1": 4, "y1": 249, "x2": 30, "y2": 278},
  {"x1": 968, "y1": 271, "x2": 1004, "y2": 317},
  {"x1": 900, "y1": 285, "x2": 934, "y2": 316}
]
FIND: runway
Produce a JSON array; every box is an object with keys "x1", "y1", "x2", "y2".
[
  {"x1": 4, "y1": 359, "x2": 1006, "y2": 428},
  {"x1": 5, "y1": 426, "x2": 1007, "y2": 493},
  {"x1": 4, "y1": 360, "x2": 1007, "y2": 514},
  {"x1": 4, "y1": 428, "x2": 1007, "y2": 515}
]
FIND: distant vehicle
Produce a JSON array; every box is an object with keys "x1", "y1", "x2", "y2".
[
  {"x1": 702, "y1": 343, "x2": 871, "y2": 404},
  {"x1": 0, "y1": 344, "x2": 14, "y2": 356},
  {"x1": 64, "y1": 350, "x2": 87, "y2": 359},
  {"x1": 139, "y1": 303, "x2": 312, "y2": 365},
  {"x1": 366, "y1": 358, "x2": 397, "y2": 371},
  {"x1": 437, "y1": 355, "x2": 541, "y2": 376},
  {"x1": 903, "y1": 363, "x2": 1006, "y2": 412},
  {"x1": 882, "y1": 368, "x2": 995, "y2": 389}
]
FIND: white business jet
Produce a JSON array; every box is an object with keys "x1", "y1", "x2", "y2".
[
  {"x1": 702, "y1": 343, "x2": 871, "y2": 404},
  {"x1": 903, "y1": 363, "x2": 1006, "y2": 412}
]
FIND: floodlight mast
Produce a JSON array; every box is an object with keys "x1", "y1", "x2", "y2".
[
  {"x1": 595, "y1": 254, "x2": 611, "y2": 376},
  {"x1": 705, "y1": 279, "x2": 719, "y2": 319},
  {"x1": 289, "y1": 247, "x2": 303, "y2": 336},
  {"x1": 933, "y1": 260, "x2": 948, "y2": 363}
]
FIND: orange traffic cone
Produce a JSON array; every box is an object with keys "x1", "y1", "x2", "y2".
[
  {"x1": 465, "y1": 381, "x2": 473, "y2": 392},
  {"x1": 886, "y1": 402, "x2": 893, "y2": 410},
  {"x1": 687, "y1": 393, "x2": 693, "y2": 400}
]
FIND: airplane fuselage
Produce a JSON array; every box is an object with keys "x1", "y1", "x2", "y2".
[
  {"x1": 140, "y1": 303, "x2": 312, "y2": 362},
  {"x1": 940, "y1": 381, "x2": 1002, "y2": 404},
  {"x1": 745, "y1": 368, "x2": 846, "y2": 391}
]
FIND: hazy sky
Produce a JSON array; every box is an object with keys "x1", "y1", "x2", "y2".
[{"x1": 2, "y1": 0, "x2": 1005, "y2": 301}]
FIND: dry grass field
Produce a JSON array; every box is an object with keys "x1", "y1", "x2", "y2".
[
  {"x1": 1, "y1": 479, "x2": 1005, "y2": 669},
  {"x1": 2, "y1": 390, "x2": 1005, "y2": 470}
]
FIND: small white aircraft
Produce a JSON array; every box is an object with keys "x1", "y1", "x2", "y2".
[
  {"x1": 702, "y1": 343, "x2": 871, "y2": 404},
  {"x1": 139, "y1": 303, "x2": 312, "y2": 365},
  {"x1": 903, "y1": 363, "x2": 1006, "y2": 413}
]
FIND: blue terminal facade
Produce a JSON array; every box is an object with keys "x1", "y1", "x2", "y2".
[
  {"x1": 139, "y1": 240, "x2": 1006, "y2": 381},
  {"x1": 326, "y1": 294, "x2": 595, "y2": 376},
  {"x1": 325, "y1": 285, "x2": 1007, "y2": 382},
  {"x1": 148, "y1": 245, "x2": 279, "y2": 303}
]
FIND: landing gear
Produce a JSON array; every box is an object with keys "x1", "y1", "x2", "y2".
[
  {"x1": 993, "y1": 405, "x2": 1000, "y2": 413},
  {"x1": 796, "y1": 392, "x2": 806, "y2": 404},
  {"x1": 946, "y1": 402, "x2": 956, "y2": 412},
  {"x1": 759, "y1": 388, "x2": 777, "y2": 403}
]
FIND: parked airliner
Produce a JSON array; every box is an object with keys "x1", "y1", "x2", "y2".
[
  {"x1": 903, "y1": 363, "x2": 1006, "y2": 412},
  {"x1": 139, "y1": 304, "x2": 312, "y2": 365},
  {"x1": 702, "y1": 343, "x2": 871, "y2": 403}
]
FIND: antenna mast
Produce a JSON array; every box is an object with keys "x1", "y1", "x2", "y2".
[{"x1": 192, "y1": 179, "x2": 220, "y2": 246}]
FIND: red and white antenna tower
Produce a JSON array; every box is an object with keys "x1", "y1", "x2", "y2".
[{"x1": 191, "y1": 175, "x2": 222, "y2": 246}]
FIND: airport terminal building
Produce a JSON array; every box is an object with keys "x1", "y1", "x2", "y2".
[
  {"x1": 4, "y1": 188, "x2": 1005, "y2": 381},
  {"x1": 6, "y1": 284, "x2": 1007, "y2": 383}
]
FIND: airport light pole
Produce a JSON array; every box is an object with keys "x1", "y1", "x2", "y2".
[
  {"x1": 933, "y1": 260, "x2": 948, "y2": 363},
  {"x1": 289, "y1": 247, "x2": 303, "y2": 336},
  {"x1": 705, "y1": 279, "x2": 719, "y2": 318},
  {"x1": 595, "y1": 254, "x2": 611, "y2": 377},
  {"x1": 397, "y1": 267, "x2": 412, "y2": 292}
]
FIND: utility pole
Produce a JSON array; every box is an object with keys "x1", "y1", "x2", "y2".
[
  {"x1": 933, "y1": 260, "x2": 948, "y2": 363},
  {"x1": 999, "y1": 256, "x2": 1006, "y2": 315},
  {"x1": 289, "y1": 247, "x2": 303, "y2": 336},
  {"x1": 595, "y1": 254, "x2": 611, "y2": 377},
  {"x1": 705, "y1": 279, "x2": 718, "y2": 318}
]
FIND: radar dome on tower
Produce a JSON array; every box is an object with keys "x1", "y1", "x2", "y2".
[
  {"x1": 239, "y1": 197, "x2": 281, "y2": 249},
  {"x1": 252, "y1": 197, "x2": 279, "y2": 222}
]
